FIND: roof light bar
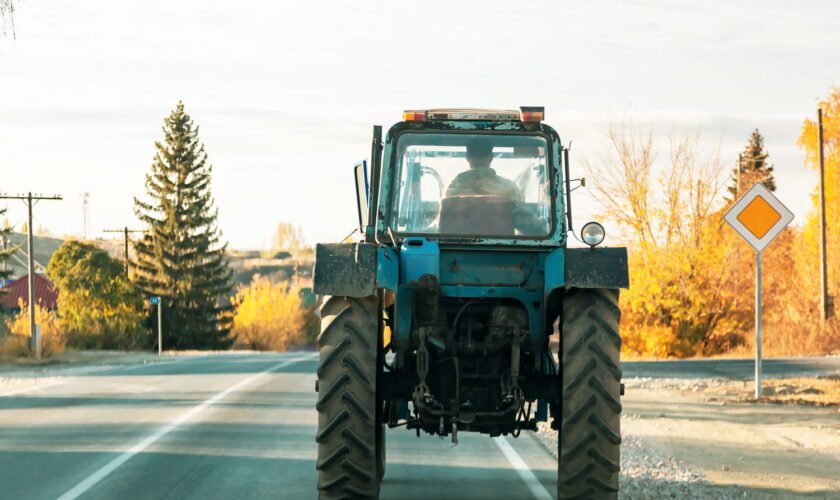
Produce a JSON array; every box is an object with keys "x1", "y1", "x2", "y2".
[
  {"x1": 427, "y1": 109, "x2": 520, "y2": 121},
  {"x1": 402, "y1": 107, "x2": 546, "y2": 123}
]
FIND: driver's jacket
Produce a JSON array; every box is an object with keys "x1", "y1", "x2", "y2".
[
  {"x1": 446, "y1": 167, "x2": 521, "y2": 200},
  {"x1": 445, "y1": 168, "x2": 547, "y2": 235}
]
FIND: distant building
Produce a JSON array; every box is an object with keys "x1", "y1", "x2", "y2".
[{"x1": 0, "y1": 273, "x2": 59, "y2": 313}]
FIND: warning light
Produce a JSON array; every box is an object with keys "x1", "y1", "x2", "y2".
[
  {"x1": 403, "y1": 110, "x2": 427, "y2": 122},
  {"x1": 520, "y1": 106, "x2": 544, "y2": 123}
]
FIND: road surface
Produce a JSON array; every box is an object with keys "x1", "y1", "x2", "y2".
[
  {"x1": 2, "y1": 353, "x2": 838, "y2": 499},
  {"x1": 0, "y1": 353, "x2": 556, "y2": 500}
]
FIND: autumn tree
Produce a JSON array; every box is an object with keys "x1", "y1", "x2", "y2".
[
  {"x1": 133, "y1": 102, "x2": 233, "y2": 350},
  {"x1": 270, "y1": 222, "x2": 306, "y2": 257},
  {"x1": 727, "y1": 129, "x2": 776, "y2": 201},
  {"x1": 47, "y1": 240, "x2": 145, "y2": 349},
  {"x1": 585, "y1": 123, "x2": 745, "y2": 357},
  {"x1": 791, "y1": 87, "x2": 840, "y2": 353},
  {"x1": 231, "y1": 276, "x2": 305, "y2": 351}
]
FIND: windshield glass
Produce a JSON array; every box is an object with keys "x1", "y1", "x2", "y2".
[{"x1": 391, "y1": 133, "x2": 552, "y2": 238}]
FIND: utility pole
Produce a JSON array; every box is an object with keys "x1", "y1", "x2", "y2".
[
  {"x1": 80, "y1": 192, "x2": 90, "y2": 239},
  {"x1": 103, "y1": 226, "x2": 146, "y2": 276},
  {"x1": 818, "y1": 108, "x2": 834, "y2": 320},
  {"x1": 0, "y1": 230, "x2": 8, "y2": 279},
  {"x1": 0, "y1": 192, "x2": 63, "y2": 358}
]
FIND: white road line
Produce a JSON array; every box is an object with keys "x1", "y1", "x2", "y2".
[
  {"x1": 56, "y1": 355, "x2": 310, "y2": 500},
  {"x1": 492, "y1": 436, "x2": 553, "y2": 500}
]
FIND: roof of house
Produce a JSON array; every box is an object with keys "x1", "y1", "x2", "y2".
[{"x1": 0, "y1": 273, "x2": 59, "y2": 310}]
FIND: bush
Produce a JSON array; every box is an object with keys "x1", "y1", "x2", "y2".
[
  {"x1": 231, "y1": 277, "x2": 306, "y2": 351},
  {"x1": 1, "y1": 301, "x2": 65, "y2": 357},
  {"x1": 47, "y1": 240, "x2": 146, "y2": 350}
]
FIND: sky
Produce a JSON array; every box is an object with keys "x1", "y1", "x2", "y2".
[{"x1": 1, "y1": 0, "x2": 838, "y2": 250}]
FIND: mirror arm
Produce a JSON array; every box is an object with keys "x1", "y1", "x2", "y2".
[{"x1": 564, "y1": 147, "x2": 573, "y2": 232}]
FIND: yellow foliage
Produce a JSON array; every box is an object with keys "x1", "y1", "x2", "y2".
[
  {"x1": 231, "y1": 277, "x2": 305, "y2": 351},
  {"x1": 594, "y1": 89, "x2": 840, "y2": 359},
  {"x1": 587, "y1": 124, "x2": 746, "y2": 358},
  {"x1": 772, "y1": 86, "x2": 840, "y2": 355},
  {"x1": 2, "y1": 301, "x2": 66, "y2": 357}
]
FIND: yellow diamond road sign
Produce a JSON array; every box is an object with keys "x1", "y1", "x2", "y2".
[{"x1": 724, "y1": 182, "x2": 794, "y2": 252}]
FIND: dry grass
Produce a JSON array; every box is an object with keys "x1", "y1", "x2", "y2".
[{"x1": 696, "y1": 376, "x2": 840, "y2": 407}]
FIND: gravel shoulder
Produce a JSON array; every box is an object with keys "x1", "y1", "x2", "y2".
[
  {"x1": 621, "y1": 379, "x2": 840, "y2": 498},
  {"x1": 534, "y1": 377, "x2": 840, "y2": 499}
]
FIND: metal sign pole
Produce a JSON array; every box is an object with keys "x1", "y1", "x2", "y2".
[
  {"x1": 158, "y1": 300, "x2": 163, "y2": 356},
  {"x1": 755, "y1": 251, "x2": 762, "y2": 399}
]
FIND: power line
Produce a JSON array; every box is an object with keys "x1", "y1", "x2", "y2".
[{"x1": 0, "y1": 192, "x2": 63, "y2": 359}]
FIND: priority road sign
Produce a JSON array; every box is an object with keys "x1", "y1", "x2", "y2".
[
  {"x1": 723, "y1": 182, "x2": 794, "y2": 400},
  {"x1": 724, "y1": 182, "x2": 794, "y2": 252}
]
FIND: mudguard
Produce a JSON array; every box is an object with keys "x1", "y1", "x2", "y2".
[
  {"x1": 564, "y1": 247, "x2": 629, "y2": 289},
  {"x1": 314, "y1": 243, "x2": 377, "y2": 297},
  {"x1": 313, "y1": 243, "x2": 398, "y2": 297}
]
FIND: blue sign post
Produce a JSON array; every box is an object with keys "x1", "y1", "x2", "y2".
[{"x1": 150, "y1": 297, "x2": 162, "y2": 354}]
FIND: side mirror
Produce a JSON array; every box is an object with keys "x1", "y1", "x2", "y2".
[{"x1": 354, "y1": 161, "x2": 369, "y2": 227}]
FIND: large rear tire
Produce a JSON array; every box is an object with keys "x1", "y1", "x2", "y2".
[
  {"x1": 316, "y1": 296, "x2": 382, "y2": 500},
  {"x1": 558, "y1": 288, "x2": 622, "y2": 499}
]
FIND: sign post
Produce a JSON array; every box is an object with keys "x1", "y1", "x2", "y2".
[
  {"x1": 724, "y1": 183, "x2": 794, "y2": 399},
  {"x1": 150, "y1": 296, "x2": 162, "y2": 355}
]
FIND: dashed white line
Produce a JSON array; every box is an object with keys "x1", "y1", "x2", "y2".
[
  {"x1": 493, "y1": 436, "x2": 553, "y2": 500},
  {"x1": 56, "y1": 355, "x2": 310, "y2": 500}
]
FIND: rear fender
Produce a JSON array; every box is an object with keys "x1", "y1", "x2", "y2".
[
  {"x1": 563, "y1": 247, "x2": 629, "y2": 289},
  {"x1": 313, "y1": 243, "x2": 398, "y2": 297}
]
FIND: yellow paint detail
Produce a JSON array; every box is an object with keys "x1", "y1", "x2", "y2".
[{"x1": 736, "y1": 196, "x2": 781, "y2": 239}]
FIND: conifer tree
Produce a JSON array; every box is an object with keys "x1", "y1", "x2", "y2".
[
  {"x1": 133, "y1": 102, "x2": 233, "y2": 349},
  {"x1": 727, "y1": 129, "x2": 776, "y2": 201}
]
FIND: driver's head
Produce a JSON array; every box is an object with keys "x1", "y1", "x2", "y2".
[{"x1": 465, "y1": 140, "x2": 493, "y2": 169}]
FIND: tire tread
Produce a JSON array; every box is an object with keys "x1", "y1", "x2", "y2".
[{"x1": 559, "y1": 288, "x2": 622, "y2": 499}]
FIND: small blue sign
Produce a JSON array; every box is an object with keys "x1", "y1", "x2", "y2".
[{"x1": 150, "y1": 297, "x2": 160, "y2": 305}]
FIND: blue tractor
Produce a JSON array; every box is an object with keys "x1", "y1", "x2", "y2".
[{"x1": 314, "y1": 108, "x2": 629, "y2": 499}]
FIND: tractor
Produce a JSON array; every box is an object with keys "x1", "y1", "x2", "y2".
[{"x1": 313, "y1": 107, "x2": 629, "y2": 499}]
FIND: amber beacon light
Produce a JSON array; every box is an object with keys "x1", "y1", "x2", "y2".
[{"x1": 519, "y1": 106, "x2": 544, "y2": 123}]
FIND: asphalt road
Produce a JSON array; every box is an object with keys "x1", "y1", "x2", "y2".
[
  {"x1": 2, "y1": 353, "x2": 838, "y2": 500},
  {"x1": 0, "y1": 353, "x2": 556, "y2": 500}
]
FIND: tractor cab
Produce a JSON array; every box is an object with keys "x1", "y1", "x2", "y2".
[{"x1": 366, "y1": 107, "x2": 569, "y2": 247}]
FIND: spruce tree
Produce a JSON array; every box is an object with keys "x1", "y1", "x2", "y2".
[
  {"x1": 133, "y1": 102, "x2": 233, "y2": 349},
  {"x1": 727, "y1": 129, "x2": 776, "y2": 201}
]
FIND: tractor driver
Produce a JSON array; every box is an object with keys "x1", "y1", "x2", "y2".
[{"x1": 445, "y1": 140, "x2": 547, "y2": 235}]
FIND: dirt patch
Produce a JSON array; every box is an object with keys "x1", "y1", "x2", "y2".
[
  {"x1": 622, "y1": 384, "x2": 840, "y2": 498},
  {"x1": 626, "y1": 376, "x2": 840, "y2": 408}
]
